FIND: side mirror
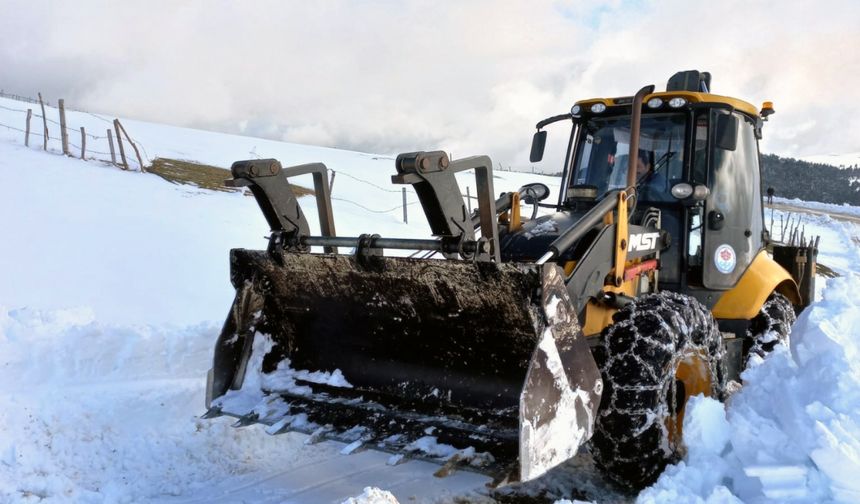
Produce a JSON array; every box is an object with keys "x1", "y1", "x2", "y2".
[
  {"x1": 529, "y1": 130, "x2": 547, "y2": 163},
  {"x1": 518, "y1": 182, "x2": 550, "y2": 204},
  {"x1": 715, "y1": 114, "x2": 738, "y2": 151}
]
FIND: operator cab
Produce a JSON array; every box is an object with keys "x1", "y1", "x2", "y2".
[{"x1": 528, "y1": 70, "x2": 771, "y2": 305}]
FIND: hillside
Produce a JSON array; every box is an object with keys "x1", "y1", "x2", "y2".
[{"x1": 762, "y1": 154, "x2": 860, "y2": 206}]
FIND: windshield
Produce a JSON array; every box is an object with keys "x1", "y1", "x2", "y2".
[{"x1": 569, "y1": 113, "x2": 686, "y2": 202}]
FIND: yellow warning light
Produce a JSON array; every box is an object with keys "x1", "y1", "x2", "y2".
[{"x1": 761, "y1": 101, "x2": 775, "y2": 121}]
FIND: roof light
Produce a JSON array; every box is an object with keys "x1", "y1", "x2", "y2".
[
  {"x1": 570, "y1": 104, "x2": 582, "y2": 116},
  {"x1": 591, "y1": 103, "x2": 606, "y2": 113},
  {"x1": 647, "y1": 97, "x2": 663, "y2": 109},
  {"x1": 668, "y1": 97, "x2": 688, "y2": 108}
]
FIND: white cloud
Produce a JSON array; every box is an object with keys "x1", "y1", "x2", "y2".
[{"x1": 1, "y1": 0, "x2": 858, "y2": 169}]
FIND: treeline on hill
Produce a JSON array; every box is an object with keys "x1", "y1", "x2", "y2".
[{"x1": 760, "y1": 154, "x2": 860, "y2": 205}]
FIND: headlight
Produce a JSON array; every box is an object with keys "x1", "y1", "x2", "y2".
[
  {"x1": 647, "y1": 97, "x2": 663, "y2": 109},
  {"x1": 668, "y1": 97, "x2": 688, "y2": 108},
  {"x1": 570, "y1": 104, "x2": 582, "y2": 116},
  {"x1": 693, "y1": 185, "x2": 710, "y2": 200},
  {"x1": 671, "y1": 183, "x2": 694, "y2": 199},
  {"x1": 591, "y1": 103, "x2": 606, "y2": 113}
]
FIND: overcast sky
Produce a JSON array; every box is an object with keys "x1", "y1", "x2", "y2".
[{"x1": 2, "y1": 0, "x2": 858, "y2": 170}]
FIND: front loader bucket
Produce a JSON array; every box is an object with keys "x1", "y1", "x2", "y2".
[{"x1": 205, "y1": 250, "x2": 602, "y2": 482}]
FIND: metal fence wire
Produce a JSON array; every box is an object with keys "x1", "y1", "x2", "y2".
[{"x1": 1, "y1": 92, "x2": 432, "y2": 219}]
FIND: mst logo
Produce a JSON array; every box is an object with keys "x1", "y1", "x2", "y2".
[{"x1": 627, "y1": 232, "x2": 660, "y2": 252}]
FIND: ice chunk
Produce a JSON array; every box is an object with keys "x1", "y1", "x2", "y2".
[
  {"x1": 340, "y1": 440, "x2": 364, "y2": 455},
  {"x1": 386, "y1": 454, "x2": 405, "y2": 466},
  {"x1": 341, "y1": 487, "x2": 400, "y2": 504},
  {"x1": 404, "y1": 436, "x2": 459, "y2": 459},
  {"x1": 683, "y1": 395, "x2": 729, "y2": 457}
]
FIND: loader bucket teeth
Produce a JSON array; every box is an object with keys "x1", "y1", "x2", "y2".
[
  {"x1": 201, "y1": 407, "x2": 223, "y2": 419},
  {"x1": 232, "y1": 412, "x2": 260, "y2": 428},
  {"x1": 304, "y1": 426, "x2": 334, "y2": 444},
  {"x1": 386, "y1": 453, "x2": 408, "y2": 466},
  {"x1": 207, "y1": 250, "x2": 602, "y2": 481}
]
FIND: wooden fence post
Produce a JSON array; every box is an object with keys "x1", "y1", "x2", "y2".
[
  {"x1": 38, "y1": 93, "x2": 48, "y2": 151},
  {"x1": 116, "y1": 120, "x2": 144, "y2": 172},
  {"x1": 25, "y1": 109, "x2": 32, "y2": 146},
  {"x1": 402, "y1": 187, "x2": 408, "y2": 224},
  {"x1": 80, "y1": 127, "x2": 86, "y2": 159},
  {"x1": 58, "y1": 99, "x2": 69, "y2": 156},
  {"x1": 107, "y1": 129, "x2": 117, "y2": 165},
  {"x1": 113, "y1": 119, "x2": 128, "y2": 170}
]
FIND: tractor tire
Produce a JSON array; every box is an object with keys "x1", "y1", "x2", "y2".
[
  {"x1": 589, "y1": 291, "x2": 726, "y2": 489},
  {"x1": 747, "y1": 293, "x2": 796, "y2": 358}
]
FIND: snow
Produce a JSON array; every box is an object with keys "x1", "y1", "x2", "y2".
[
  {"x1": 772, "y1": 196, "x2": 860, "y2": 219},
  {"x1": 524, "y1": 218, "x2": 560, "y2": 238},
  {"x1": 0, "y1": 306, "x2": 320, "y2": 502},
  {"x1": 214, "y1": 332, "x2": 354, "y2": 419},
  {"x1": 341, "y1": 440, "x2": 366, "y2": 456},
  {"x1": 2, "y1": 93, "x2": 860, "y2": 502},
  {"x1": 639, "y1": 210, "x2": 860, "y2": 503},
  {"x1": 341, "y1": 487, "x2": 400, "y2": 504},
  {"x1": 405, "y1": 436, "x2": 460, "y2": 459}
]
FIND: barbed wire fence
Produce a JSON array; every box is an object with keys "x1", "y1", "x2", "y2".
[
  {"x1": 324, "y1": 168, "x2": 424, "y2": 223},
  {"x1": 244, "y1": 145, "x2": 424, "y2": 222},
  {"x1": 0, "y1": 92, "x2": 486, "y2": 223},
  {"x1": 0, "y1": 92, "x2": 148, "y2": 172}
]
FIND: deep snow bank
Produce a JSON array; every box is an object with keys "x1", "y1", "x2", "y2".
[
  {"x1": 640, "y1": 274, "x2": 860, "y2": 503},
  {"x1": 0, "y1": 305, "x2": 324, "y2": 503}
]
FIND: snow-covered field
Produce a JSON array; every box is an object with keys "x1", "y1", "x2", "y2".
[
  {"x1": 771, "y1": 196, "x2": 860, "y2": 220},
  {"x1": 2, "y1": 96, "x2": 860, "y2": 503}
]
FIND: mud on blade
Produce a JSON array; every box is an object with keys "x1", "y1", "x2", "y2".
[{"x1": 206, "y1": 250, "x2": 601, "y2": 481}]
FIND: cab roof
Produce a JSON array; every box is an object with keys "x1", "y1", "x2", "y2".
[{"x1": 575, "y1": 91, "x2": 760, "y2": 118}]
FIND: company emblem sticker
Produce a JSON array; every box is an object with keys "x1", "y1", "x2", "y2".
[{"x1": 714, "y1": 244, "x2": 737, "y2": 274}]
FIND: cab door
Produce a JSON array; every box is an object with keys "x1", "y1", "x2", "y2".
[{"x1": 702, "y1": 110, "x2": 764, "y2": 289}]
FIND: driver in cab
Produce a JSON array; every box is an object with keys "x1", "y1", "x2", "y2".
[{"x1": 635, "y1": 150, "x2": 670, "y2": 202}]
